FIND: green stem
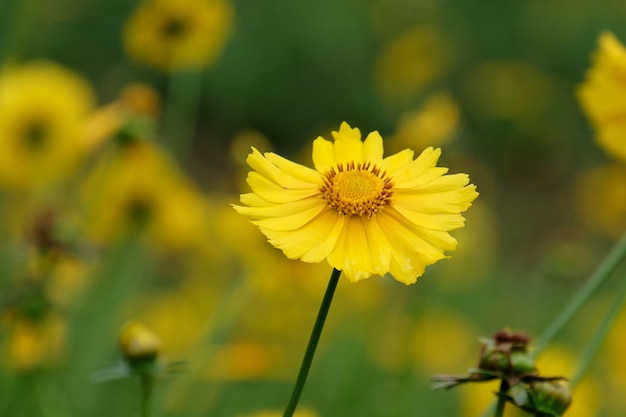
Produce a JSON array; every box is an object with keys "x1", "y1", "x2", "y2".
[
  {"x1": 140, "y1": 372, "x2": 154, "y2": 417},
  {"x1": 534, "y1": 232, "x2": 626, "y2": 353},
  {"x1": 493, "y1": 380, "x2": 509, "y2": 417},
  {"x1": 571, "y1": 267, "x2": 626, "y2": 386},
  {"x1": 283, "y1": 268, "x2": 341, "y2": 417},
  {"x1": 162, "y1": 69, "x2": 204, "y2": 162}
]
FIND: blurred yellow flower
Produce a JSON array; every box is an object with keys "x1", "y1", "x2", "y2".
[
  {"x1": 374, "y1": 26, "x2": 450, "y2": 104},
  {"x1": 0, "y1": 61, "x2": 95, "y2": 190},
  {"x1": 123, "y1": 0, "x2": 233, "y2": 72},
  {"x1": 578, "y1": 31, "x2": 626, "y2": 163},
  {"x1": 574, "y1": 163, "x2": 626, "y2": 238},
  {"x1": 234, "y1": 121, "x2": 478, "y2": 284},
  {"x1": 462, "y1": 60, "x2": 555, "y2": 124},
  {"x1": 410, "y1": 309, "x2": 477, "y2": 374},
  {"x1": 1, "y1": 313, "x2": 66, "y2": 371},
  {"x1": 81, "y1": 141, "x2": 208, "y2": 251},
  {"x1": 388, "y1": 92, "x2": 461, "y2": 153}
]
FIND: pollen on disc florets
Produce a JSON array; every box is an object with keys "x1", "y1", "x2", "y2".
[{"x1": 319, "y1": 161, "x2": 394, "y2": 217}]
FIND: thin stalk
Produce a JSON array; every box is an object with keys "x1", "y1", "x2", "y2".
[
  {"x1": 140, "y1": 372, "x2": 154, "y2": 417},
  {"x1": 493, "y1": 380, "x2": 509, "y2": 417},
  {"x1": 571, "y1": 268, "x2": 626, "y2": 386},
  {"x1": 283, "y1": 268, "x2": 341, "y2": 417},
  {"x1": 162, "y1": 69, "x2": 204, "y2": 162}
]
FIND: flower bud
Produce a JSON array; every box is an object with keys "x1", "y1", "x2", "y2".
[
  {"x1": 528, "y1": 380, "x2": 572, "y2": 416},
  {"x1": 478, "y1": 330, "x2": 536, "y2": 378},
  {"x1": 118, "y1": 321, "x2": 160, "y2": 364}
]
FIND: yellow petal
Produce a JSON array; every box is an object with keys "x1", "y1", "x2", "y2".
[
  {"x1": 396, "y1": 171, "x2": 472, "y2": 194},
  {"x1": 265, "y1": 152, "x2": 321, "y2": 184},
  {"x1": 376, "y1": 209, "x2": 448, "y2": 283},
  {"x1": 332, "y1": 122, "x2": 364, "y2": 165},
  {"x1": 392, "y1": 203, "x2": 466, "y2": 231},
  {"x1": 380, "y1": 148, "x2": 415, "y2": 174},
  {"x1": 235, "y1": 196, "x2": 323, "y2": 219},
  {"x1": 363, "y1": 131, "x2": 384, "y2": 164},
  {"x1": 312, "y1": 137, "x2": 335, "y2": 173},
  {"x1": 238, "y1": 193, "x2": 273, "y2": 207},
  {"x1": 327, "y1": 216, "x2": 373, "y2": 282},
  {"x1": 300, "y1": 212, "x2": 346, "y2": 263},
  {"x1": 390, "y1": 147, "x2": 443, "y2": 187},
  {"x1": 252, "y1": 199, "x2": 327, "y2": 231},
  {"x1": 247, "y1": 148, "x2": 317, "y2": 189},
  {"x1": 261, "y1": 209, "x2": 344, "y2": 261},
  {"x1": 247, "y1": 172, "x2": 318, "y2": 204},
  {"x1": 395, "y1": 184, "x2": 478, "y2": 214}
]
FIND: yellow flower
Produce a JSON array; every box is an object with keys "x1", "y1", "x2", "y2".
[
  {"x1": 0, "y1": 61, "x2": 95, "y2": 189},
  {"x1": 81, "y1": 141, "x2": 208, "y2": 251},
  {"x1": 578, "y1": 31, "x2": 626, "y2": 163},
  {"x1": 234, "y1": 122, "x2": 478, "y2": 284},
  {"x1": 374, "y1": 26, "x2": 450, "y2": 104},
  {"x1": 574, "y1": 163, "x2": 626, "y2": 238},
  {"x1": 123, "y1": 0, "x2": 233, "y2": 72},
  {"x1": 1, "y1": 313, "x2": 66, "y2": 371},
  {"x1": 388, "y1": 92, "x2": 461, "y2": 152}
]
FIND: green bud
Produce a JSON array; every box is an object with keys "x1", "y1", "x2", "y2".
[
  {"x1": 478, "y1": 333, "x2": 536, "y2": 377},
  {"x1": 527, "y1": 380, "x2": 572, "y2": 416}
]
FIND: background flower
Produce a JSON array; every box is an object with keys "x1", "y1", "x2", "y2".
[
  {"x1": 124, "y1": 0, "x2": 233, "y2": 72},
  {"x1": 0, "y1": 61, "x2": 95, "y2": 190},
  {"x1": 578, "y1": 31, "x2": 626, "y2": 164}
]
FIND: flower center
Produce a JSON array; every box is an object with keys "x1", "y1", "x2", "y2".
[
  {"x1": 161, "y1": 17, "x2": 188, "y2": 39},
  {"x1": 320, "y1": 161, "x2": 393, "y2": 217}
]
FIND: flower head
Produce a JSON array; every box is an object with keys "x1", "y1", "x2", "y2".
[
  {"x1": 234, "y1": 122, "x2": 478, "y2": 284},
  {"x1": 123, "y1": 0, "x2": 233, "y2": 72},
  {"x1": 0, "y1": 61, "x2": 95, "y2": 189},
  {"x1": 578, "y1": 31, "x2": 626, "y2": 163}
]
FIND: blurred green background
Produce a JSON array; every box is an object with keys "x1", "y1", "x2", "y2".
[{"x1": 1, "y1": 0, "x2": 626, "y2": 416}]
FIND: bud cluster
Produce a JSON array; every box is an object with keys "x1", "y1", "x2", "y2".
[{"x1": 432, "y1": 329, "x2": 572, "y2": 417}]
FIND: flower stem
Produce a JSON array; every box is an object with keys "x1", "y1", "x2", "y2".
[
  {"x1": 571, "y1": 264, "x2": 626, "y2": 386},
  {"x1": 140, "y1": 372, "x2": 154, "y2": 417},
  {"x1": 493, "y1": 380, "x2": 509, "y2": 417},
  {"x1": 163, "y1": 69, "x2": 203, "y2": 162},
  {"x1": 283, "y1": 268, "x2": 341, "y2": 417}
]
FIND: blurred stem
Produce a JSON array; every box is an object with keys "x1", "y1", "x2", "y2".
[
  {"x1": 571, "y1": 265, "x2": 626, "y2": 386},
  {"x1": 283, "y1": 268, "x2": 341, "y2": 417},
  {"x1": 493, "y1": 380, "x2": 509, "y2": 417},
  {"x1": 140, "y1": 373, "x2": 154, "y2": 417},
  {"x1": 162, "y1": 69, "x2": 204, "y2": 162},
  {"x1": 534, "y1": 231, "x2": 626, "y2": 352}
]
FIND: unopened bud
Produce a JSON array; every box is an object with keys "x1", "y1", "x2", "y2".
[
  {"x1": 118, "y1": 321, "x2": 160, "y2": 363},
  {"x1": 478, "y1": 330, "x2": 536, "y2": 377},
  {"x1": 527, "y1": 380, "x2": 572, "y2": 416}
]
